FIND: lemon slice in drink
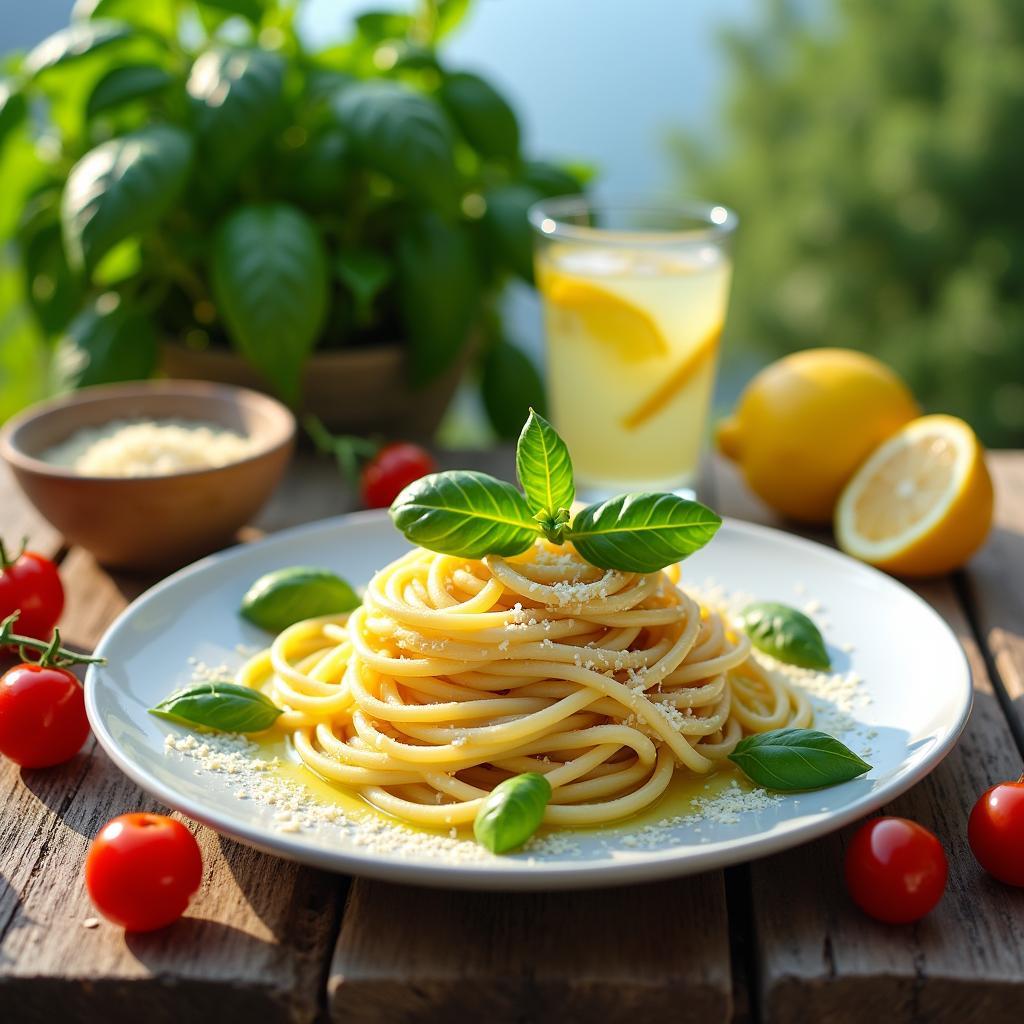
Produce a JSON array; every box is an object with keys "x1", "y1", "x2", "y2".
[
  {"x1": 835, "y1": 415, "x2": 993, "y2": 576},
  {"x1": 540, "y1": 271, "x2": 669, "y2": 362},
  {"x1": 621, "y1": 324, "x2": 722, "y2": 430}
]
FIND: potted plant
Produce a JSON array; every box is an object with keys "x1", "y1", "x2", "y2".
[{"x1": 0, "y1": 0, "x2": 586, "y2": 437}]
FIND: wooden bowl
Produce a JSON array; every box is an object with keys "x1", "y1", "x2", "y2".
[{"x1": 0, "y1": 381, "x2": 295, "y2": 571}]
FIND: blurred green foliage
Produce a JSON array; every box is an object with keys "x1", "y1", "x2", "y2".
[
  {"x1": 0, "y1": 0, "x2": 584, "y2": 435},
  {"x1": 678, "y1": 0, "x2": 1024, "y2": 446}
]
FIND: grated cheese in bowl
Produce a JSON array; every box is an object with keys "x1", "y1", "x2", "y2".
[{"x1": 42, "y1": 418, "x2": 257, "y2": 477}]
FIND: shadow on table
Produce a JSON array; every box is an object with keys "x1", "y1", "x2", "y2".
[
  {"x1": 0, "y1": 870, "x2": 27, "y2": 966},
  {"x1": 215, "y1": 832, "x2": 345, "y2": 942},
  {"x1": 124, "y1": 914, "x2": 280, "y2": 966},
  {"x1": 16, "y1": 740, "x2": 99, "y2": 839}
]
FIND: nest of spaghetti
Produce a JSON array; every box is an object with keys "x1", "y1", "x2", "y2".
[{"x1": 240, "y1": 541, "x2": 811, "y2": 829}]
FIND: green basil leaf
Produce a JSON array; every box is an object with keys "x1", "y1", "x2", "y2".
[
  {"x1": 0, "y1": 82, "x2": 27, "y2": 157},
  {"x1": 390, "y1": 470, "x2": 539, "y2": 559},
  {"x1": 481, "y1": 182, "x2": 541, "y2": 283},
  {"x1": 61, "y1": 124, "x2": 193, "y2": 273},
  {"x1": 73, "y1": 0, "x2": 178, "y2": 36},
  {"x1": 211, "y1": 203, "x2": 328, "y2": 404},
  {"x1": 20, "y1": 219, "x2": 84, "y2": 335},
  {"x1": 287, "y1": 127, "x2": 350, "y2": 207},
  {"x1": 335, "y1": 249, "x2": 392, "y2": 326},
  {"x1": 522, "y1": 159, "x2": 585, "y2": 198},
  {"x1": 241, "y1": 566, "x2": 360, "y2": 632},
  {"x1": 481, "y1": 337, "x2": 547, "y2": 441},
  {"x1": 516, "y1": 408, "x2": 573, "y2": 517},
  {"x1": 474, "y1": 772, "x2": 552, "y2": 853},
  {"x1": 92, "y1": 237, "x2": 142, "y2": 287},
  {"x1": 334, "y1": 81, "x2": 457, "y2": 208},
  {"x1": 568, "y1": 493, "x2": 722, "y2": 573},
  {"x1": 188, "y1": 47, "x2": 284, "y2": 174},
  {"x1": 740, "y1": 601, "x2": 831, "y2": 670},
  {"x1": 396, "y1": 210, "x2": 479, "y2": 384},
  {"x1": 52, "y1": 294, "x2": 157, "y2": 390},
  {"x1": 728, "y1": 728, "x2": 871, "y2": 791},
  {"x1": 25, "y1": 20, "x2": 136, "y2": 77},
  {"x1": 354, "y1": 11, "x2": 413, "y2": 42},
  {"x1": 151, "y1": 681, "x2": 282, "y2": 733},
  {"x1": 195, "y1": 0, "x2": 267, "y2": 24},
  {"x1": 432, "y1": 0, "x2": 472, "y2": 41},
  {"x1": 87, "y1": 63, "x2": 173, "y2": 118},
  {"x1": 440, "y1": 71, "x2": 520, "y2": 162},
  {"x1": 391, "y1": 42, "x2": 440, "y2": 72}
]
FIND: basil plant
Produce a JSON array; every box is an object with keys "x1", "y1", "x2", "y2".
[{"x1": 0, "y1": 0, "x2": 586, "y2": 432}]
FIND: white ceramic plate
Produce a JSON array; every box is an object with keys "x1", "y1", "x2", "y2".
[{"x1": 86, "y1": 513, "x2": 972, "y2": 891}]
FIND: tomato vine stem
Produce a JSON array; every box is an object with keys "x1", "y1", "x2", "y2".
[{"x1": 0, "y1": 613, "x2": 106, "y2": 668}]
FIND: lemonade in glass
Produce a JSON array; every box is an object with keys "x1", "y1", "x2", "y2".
[{"x1": 529, "y1": 198, "x2": 737, "y2": 499}]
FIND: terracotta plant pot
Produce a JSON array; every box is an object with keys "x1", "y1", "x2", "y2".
[{"x1": 160, "y1": 342, "x2": 468, "y2": 439}]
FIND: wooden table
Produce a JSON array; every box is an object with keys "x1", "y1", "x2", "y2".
[{"x1": 2, "y1": 450, "x2": 1023, "y2": 1024}]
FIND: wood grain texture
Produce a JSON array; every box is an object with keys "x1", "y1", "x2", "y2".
[
  {"x1": 962, "y1": 453, "x2": 1024, "y2": 741},
  {"x1": 329, "y1": 877, "x2": 732, "y2": 1024},
  {"x1": 711, "y1": 457, "x2": 1024, "y2": 1024},
  {"x1": 4, "y1": 444, "x2": 1022, "y2": 1024},
  {"x1": 327, "y1": 454, "x2": 735, "y2": 1024},
  {"x1": 0, "y1": 448, "x2": 520, "y2": 1024},
  {"x1": 0, "y1": 470, "x2": 344, "y2": 1024}
]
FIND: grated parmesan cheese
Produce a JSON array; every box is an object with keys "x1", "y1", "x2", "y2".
[{"x1": 42, "y1": 418, "x2": 256, "y2": 477}]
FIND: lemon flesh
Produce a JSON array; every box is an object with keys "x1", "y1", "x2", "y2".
[
  {"x1": 540, "y1": 272, "x2": 670, "y2": 363},
  {"x1": 835, "y1": 414, "x2": 993, "y2": 577}
]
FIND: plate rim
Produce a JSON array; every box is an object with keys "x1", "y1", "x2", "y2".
[{"x1": 84, "y1": 511, "x2": 973, "y2": 891}]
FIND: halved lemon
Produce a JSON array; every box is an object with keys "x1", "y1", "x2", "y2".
[
  {"x1": 540, "y1": 271, "x2": 669, "y2": 362},
  {"x1": 835, "y1": 414, "x2": 993, "y2": 577}
]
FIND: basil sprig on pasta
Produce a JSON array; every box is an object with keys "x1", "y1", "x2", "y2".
[{"x1": 391, "y1": 410, "x2": 721, "y2": 573}]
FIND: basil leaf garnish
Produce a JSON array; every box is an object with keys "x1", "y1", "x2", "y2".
[
  {"x1": 740, "y1": 601, "x2": 831, "y2": 670},
  {"x1": 240, "y1": 566, "x2": 359, "y2": 633},
  {"x1": 150, "y1": 681, "x2": 283, "y2": 733},
  {"x1": 567, "y1": 493, "x2": 722, "y2": 573},
  {"x1": 474, "y1": 771, "x2": 552, "y2": 853},
  {"x1": 728, "y1": 728, "x2": 871, "y2": 791},
  {"x1": 516, "y1": 408, "x2": 574, "y2": 519},
  {"x1": 391, "y1": 469, "x2": 540, "y2": 559}
]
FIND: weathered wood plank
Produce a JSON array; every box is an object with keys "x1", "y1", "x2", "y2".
[
  {"x1": 327, "y1": 455, "x2": 734, "y2": 1024},
  {"x1": 0, "y1": 483, "x2": 344, "y2": 1023},
  {"x1": 329, "y1": 877, "x2": 732, "y2": 1024},
  {"x1": 711, "y1": 457, "x2": 1024, "y2": 1024},
  {"x1": 961, "y1": 452, "x2": 1024, "y2": 743},
  {"x1": 0, "y1": 448, "x2": 521, "y2": 1023}
]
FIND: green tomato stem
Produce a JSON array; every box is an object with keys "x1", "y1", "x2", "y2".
[
  {"x1": 0, "y1": 536, "x2": 27, "y2": 571},
  {"x1": 0, "y1": 613, "x2": 106, "y2": 669}
]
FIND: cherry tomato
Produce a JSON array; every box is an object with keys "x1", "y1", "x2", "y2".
[
  {"x1": 85, "y1": 813, "x2": 203, "y2": 932},
  {"x1": 0, "y1": 663, "x2": 89, "y2": 768},
  {"x1": 0, "y1": 545, "x2": 64, "y2": 642},
  {"x1": 361, "y1": 442, "x2": 436, "y2": 508},
  {"x1": 844, "y1": 816, "x2": 947, "y2": 923},
  {"x1": 968, "y1": 779, "x2": 1024, "y2": 886}
]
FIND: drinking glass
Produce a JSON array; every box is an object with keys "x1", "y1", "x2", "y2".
[{"x1": 529, "y1": 197, "x2": 737, "y2": 501}]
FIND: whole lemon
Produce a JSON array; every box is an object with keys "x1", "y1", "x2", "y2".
[{"x1": 716, "y1": 349, "x2": 920, "y2": 523}]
